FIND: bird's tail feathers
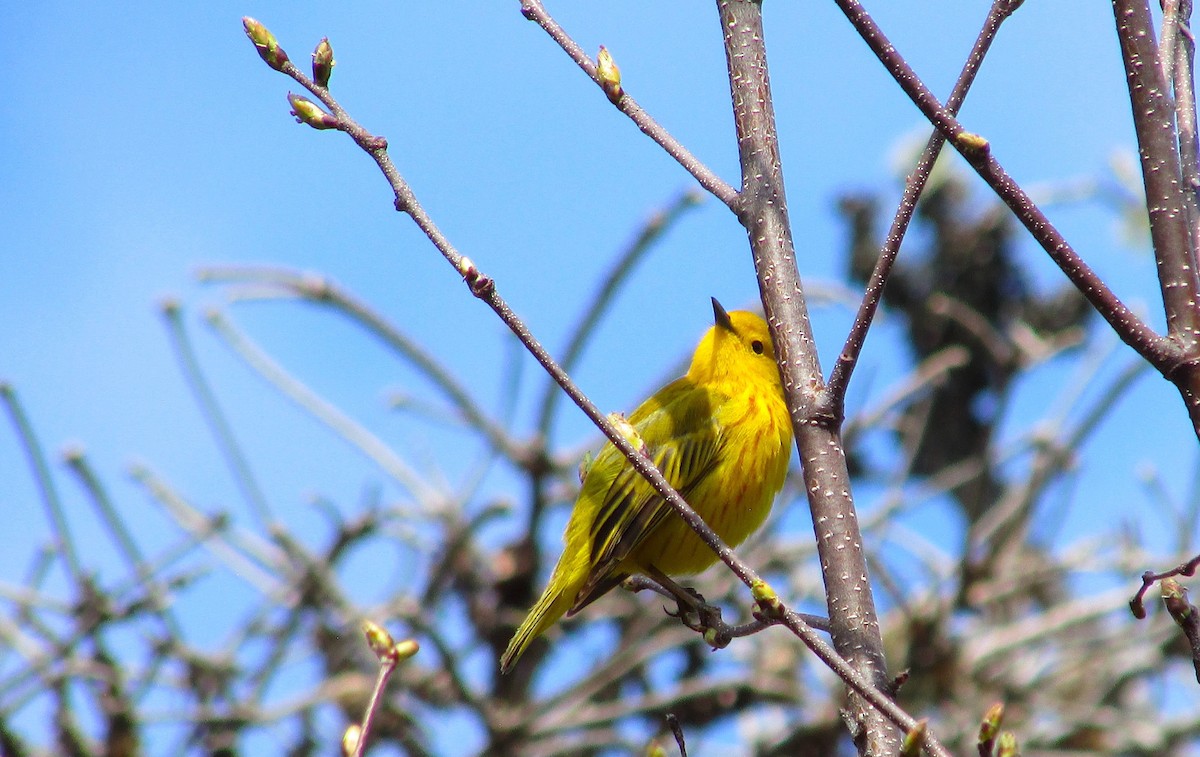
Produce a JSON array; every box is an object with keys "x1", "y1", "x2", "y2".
[{"x1": 499, "y1": 581, "x2": 574, "y2": 674}]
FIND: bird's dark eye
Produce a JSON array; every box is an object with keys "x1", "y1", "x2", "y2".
[{"x1": 751, "y1": 340, "x2": 764, "y2": 355}]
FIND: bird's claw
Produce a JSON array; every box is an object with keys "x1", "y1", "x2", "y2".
[{"x1": 664, "y1": 591, "x2": 726, "y2": 645}]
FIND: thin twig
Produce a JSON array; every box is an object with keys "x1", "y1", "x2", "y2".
[
  {"x1": 253, "y1": 27, "x2": 939, "y2": 745},
  {"x1": 666, "y1": 713, "x2": 687, "y2": 757},
  {"x1": 0, "y1": 384, "x2": 85, "y2": 589},
  {"x1": 828, "y1": 0, "x2": 1024, "y2": 407},
  {"x1": 831, "y1": 0, "x2": 1176, "y2": 375},
  {"x1": 1131, "y1": 553, "x2": 1200, "y2": 618},
  {"x1": 197, "y1": 266, "x2": 528, "y2": 467},
  {"x1": 517, "y1": 1, "x2": 739, "y2": 208},
  {"x1": 161, "y1": 299, "x2": 275, "y2": 529},
  {"x1": 353, "y1": 659, "x2": 397, "y2": 757},
  {"x1": 536, "y1": 189, "x2": 703, "y2": 436},
  {"x1": 203, "y1": 307, "x2": 439, "y2": 502}
]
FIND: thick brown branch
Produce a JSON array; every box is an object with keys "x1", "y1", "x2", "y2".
[
  {"x1": 1170, "y1": 0, "x2": 1200, "y2": 269},
  {"x1": 715, "y1": 2, "x2": 905, "y2": 754},
  {"x1": 1113, "y1": 0, "x2": 1200, "y2": 341}
]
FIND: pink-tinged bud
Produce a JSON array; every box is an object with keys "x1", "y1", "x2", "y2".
[
  {"x1": 597, "y1": 46, "x2": 623, "y2": 104},
  {"x1": 312, "y1": 38, "x2": 335, "y2": 88},
  {"x1": 457, "y1": 256, "x2": 495, "y2": 297},
  {"x1": 288, "y1": 92, "x2": 339, "y2": 130},
  {"x1": 243, "y1": 17, "x2": 290, "y2": 72},
  {"x1": 362, "y1": 620, "x2": 395, "y2": 661},
  {"x1": 978, "y1": 701, "x2": 1004, "y2": 743},
  {"x1": 1163, "y1": 577, "x2": 1195, "y2": 627}
]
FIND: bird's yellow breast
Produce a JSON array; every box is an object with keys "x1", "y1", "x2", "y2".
[{"x1": 626, "y1": 379, "x2": 791, "y2": 576}]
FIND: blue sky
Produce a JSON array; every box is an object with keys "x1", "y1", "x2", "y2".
[{"x1": 2, "y1": 0, "x2": 1195, "y2": 752}]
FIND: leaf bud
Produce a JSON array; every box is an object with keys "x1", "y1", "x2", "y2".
[
  {"x1": 243, "y1": 17, "x2": 290, "y2": 72},
  {"x1": 288, "y1": 92, "x2": 338, "y2": 130},
  {"x1": 312, "y1": 38, "x2": 335, "y2": 87},
  {"x1": 597, "y1": 46, "x2": 623, "y2": 104}
]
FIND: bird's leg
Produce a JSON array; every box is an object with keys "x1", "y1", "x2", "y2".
[
  {"x1": 643, "y1": 566, "x2": 730, "y2": 648},
  {"x1": 644, "y1": 565, "x2": 705, "y2": 609}
]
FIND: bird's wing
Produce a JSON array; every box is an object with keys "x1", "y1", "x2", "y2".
[{"x1": 569, "y1": 381, "x2": 726, "y2": 612}]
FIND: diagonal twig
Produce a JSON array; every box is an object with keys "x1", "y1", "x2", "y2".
[
  {"x1": 0, "y1": 385, "x2": 85, "y2": 589},
  {"x1": 831, "y1": 0, "x2": 1176, "y2": 375},
  {"x1": 517, "y1": 0, "x2": 739, "y2": 208},
  {"x1": 245, "y1": 19, "x2": 944, "y2": 745},
  {"x1": 828, "y1": 0, "x2": 1026, "y2": 407},
  {"x1": 160, "y1": 299, "x2": 275, "y2": 528}
]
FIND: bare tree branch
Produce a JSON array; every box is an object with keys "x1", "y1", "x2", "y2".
[
  {"x1": 715, "y1": 1, "x2": 903, "y2": 753},
  {"x1": 831, "y1": 0, "x2": 1181, "y2": 378},
  {"x1": 517, "y1": 1, "x2": 740, "y2": 208},
  {"x1": 246, "y1": 17, "x2": 947, "y2": 749},
  {"x1": 1113, "y1": 0, "x2": 1200, "y2": 341},
  {"x1": 829, "y1": 0, "x2": 1024, "y2": 407}
]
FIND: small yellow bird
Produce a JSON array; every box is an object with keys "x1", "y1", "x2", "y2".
[{"x1": 500, "y1": 298, "x2": 793, "y2": 673}]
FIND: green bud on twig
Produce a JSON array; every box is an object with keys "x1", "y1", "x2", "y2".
[
  {"x1": 750, "y1": 578, "x2": 783, "y2": 620},
  {"x1": 900, "y1": 718, "x2": 927, "y2": 757},
  {"x1": 995, "y1": 731, "x2": 1019, "y2": 757},
  {"x1": 978, "y1": 701, "x2": 1004, "y2": 749},
  {"x1": 393, "y1": 639, "x2": 420, "y2": 661},
  {"x1": 313, "y1": 38, "x2": 335, "y2": 87},
  {"x1": 362, "y1": 619, "x2": 395, "y2": 661},
  {"x1": 341, "y1": 724, "x2": 361, "y2": 757},
  {"x1": 288, "y1": 92, "x2": 339, "y2": 130},
  {"x1": 1163, "y1": 577, "x2": 1195, "y2": 626},
  {"x1": 597, "y1": 46, "x2": 623, "y2": 104},
  {"x1": 955, "y1": 130, "x2": 990, "y2": 159},
  {"x1": 608, "y1": 412, "x2": 645, "y2": 455},
  {"x1": 243, "y1": 17, "x2": 289, "y2": 72}
]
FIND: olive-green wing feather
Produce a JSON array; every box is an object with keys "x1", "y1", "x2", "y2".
[{"x1": 569, "y1": 380, "x2": 726, "y2": 613}]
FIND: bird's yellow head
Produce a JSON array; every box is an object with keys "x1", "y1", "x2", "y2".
[{"x1": 687, "y1": 298, "x2": 782, "y2": 388}]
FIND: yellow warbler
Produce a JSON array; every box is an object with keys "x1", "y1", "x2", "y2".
[{"x1": 500, "y1": 298, "x2": 792, "y2": 673}]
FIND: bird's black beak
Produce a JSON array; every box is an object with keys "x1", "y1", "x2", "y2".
[{"x1": 711, "y1": 297, "x2": 736, "y2": 333}]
